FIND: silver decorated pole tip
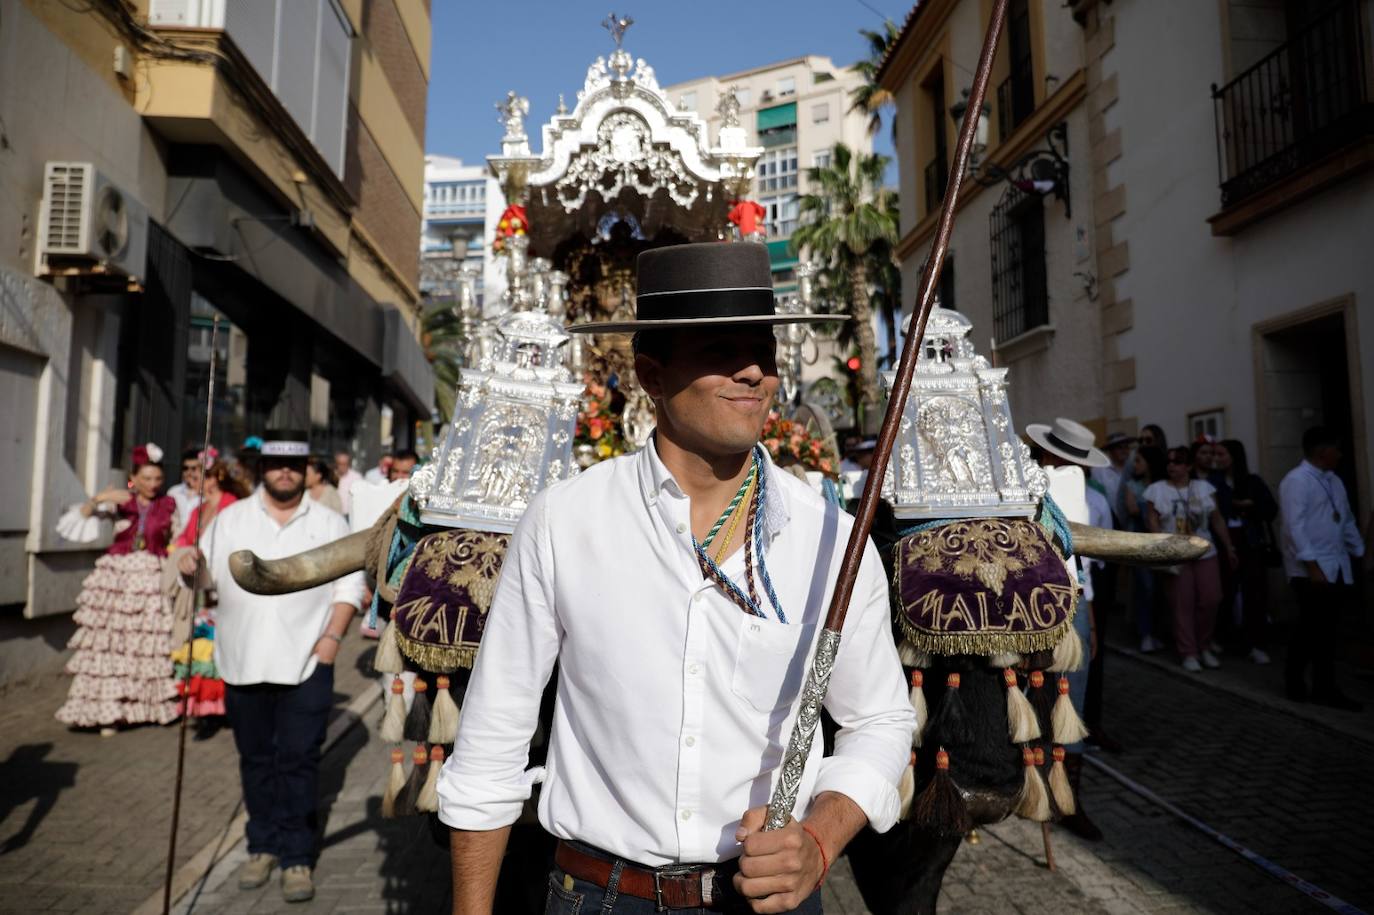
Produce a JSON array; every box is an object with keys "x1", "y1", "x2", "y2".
[{"x1": 763, "y1": 628, "x2": 842, "y2": 831}]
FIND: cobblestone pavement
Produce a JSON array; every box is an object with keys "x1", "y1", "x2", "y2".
[
  {"x1": 0, "y1": 637, "x2": 383, "y2": 915},
  {"x1": 4, "y1": 625, "x2": 1371, "y2": 913}
]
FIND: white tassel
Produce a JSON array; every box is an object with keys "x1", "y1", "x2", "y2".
[
  {"x1": 1048, "y1": 626, "x2": 1084, "y2": 672},
  {"x1": 428, "y1": 674, "x2": 461, "y2": 745},
  {"x1": 1051, "y1": 675, "x2": 1090, "y2": 745},
  {"x1": 1003, "y1": 668, "x2": 1041, "y2": 743},
  {"x1": 380, "y1": 748, "x2": 406, "y2": 818},
  {"x1": 898, "y1": 639, "x2": 930, "y2": 669},
  {"x1": 908, "y1": 670, "x2": 927, "y2": 747},
  {"x1": 1049, "y1": 746, "x2": 1076, "y2": 815},
  {"x1": 988, "y1": 651, "x2": 1022, "y2": 668},
  {"x1": 897, "y1": 753, "x2": 916, "y2": 820},
  {"x1": 380, "y1": 676, "x2": 406, "y2": 743},
  {"x1": 374, "y1": 618, "x2": 405, "y2": 674},
  {"x1": 1014, "y1": 747, "x2": 1051, "y2": 822},
  {"x1": 417, "y1": 745, "x2": 444, "y2": 812}
]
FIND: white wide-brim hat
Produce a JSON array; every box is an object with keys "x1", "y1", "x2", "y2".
[{"x1": 1025, "y1": 417, "x2": 1110, "y2": 468}]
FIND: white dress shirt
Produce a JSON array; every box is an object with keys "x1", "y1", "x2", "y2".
[
  {"x1": 167, "y1": 482, "x2": 201, "y2": 527},
  {"x1": 199, "y1": 489, "x2": 366, "y2": 686},
  {"x1": 1085, "y1": 483, "x2": 1113, "y2": 574},
  {"x1": 336, "y1": 468, "x2": 363, "y2": 517},
  {"x1": 1280, "y1": 460, "x2": 1364, "y2": 583},
  {"x1": 1090, "y1": 464, "x2": 1124, "y2": 526},
  {"x1": 438, "y1": 443, "x2": 914, "y2": 865},
  {"x1": 1045, "y1": 465, "x2": 1093, "y2": 602}
]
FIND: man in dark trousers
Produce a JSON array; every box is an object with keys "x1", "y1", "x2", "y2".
[
  {"x1": 180, "y1": 431, "x2": 365, "y2": 902},
  {"x1": 1279, "y1": 426, "x2": 1365, "y2": 711},
  {"x1": 439, "y1": 243, "x2": 915, "y2": 914}
]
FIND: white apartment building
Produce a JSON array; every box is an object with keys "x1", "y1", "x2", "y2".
[
  {"x1": 664, "y1": 56, "x2": 873, "y2": 294},
  {"x1": 422, "y1": 155, "x2": 506, "y2": 309}
]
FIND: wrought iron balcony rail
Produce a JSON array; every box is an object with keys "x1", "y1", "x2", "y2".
[
  {"x1": 997, "y1": 61, "x2": 1036, "y2": 141},
  {"x1": 1212, "y1": 0, "x2": 1372, "y2": 208}
]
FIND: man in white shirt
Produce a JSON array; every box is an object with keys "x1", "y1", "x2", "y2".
[
  {"x1": 1090, "y1": 432, "x2": 1134, "y2": 529},
  {"x1": 179, "y1": 431, "x2": 366, "y2": 902},
  {"x1": 1027, "y1": 417, "x2": 1107, "y2": 841},
  {"x1": 440, "y1": 243, "x2": 913, "y2": 914},
  {"x1": 1279, "y1": 427, "x2": 1365, "y2": 711},
  {"x1": 333, "y1": 450, "x2": 363, "y2": 517},
  {"x1": 167, "y1": 448, "x2": 204, "y2": 524}
]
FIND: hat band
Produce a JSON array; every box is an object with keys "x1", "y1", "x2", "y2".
[
  {"x1": 1045, "y1": 431, "x2": 1091, "y2": 460},
  {"x1": 636, "y1": 287, "x2": 775, "y2": 322},
  {"x1": 261, "y1": 441, "x2": 310, "y2": 458}
]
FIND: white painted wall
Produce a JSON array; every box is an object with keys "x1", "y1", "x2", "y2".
[{"x1": 1106, "y1": 0, "x2": 1374, "y2": 498}]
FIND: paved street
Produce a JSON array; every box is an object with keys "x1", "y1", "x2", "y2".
[{"x1": 3, "y1": 623, "x2": 1372, "y2": 914}]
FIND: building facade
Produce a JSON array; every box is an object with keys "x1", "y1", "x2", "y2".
[
  {"x1": 421, "y1": 154, "x2": 506, "y2": 310},
  {"x1": 879, "y1": 0, "x2": 1101, "y2": 436},
  {"x1": 880, "y1": 0, "x2": 1372, "y2": 528},
  {"x1": 0, "y1": 0, "x2": 433, "y2": 673},
  {"x1": 664, "y1": 56, "x2": 873, "y2": 293}
]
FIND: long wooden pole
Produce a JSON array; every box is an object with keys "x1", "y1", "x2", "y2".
[
  {"x1": 764, "y1": 0, "x2": 1012, "y2": 830},
  {"x1": 163, "y1": 315, "x2": 220, "y2": 914}
]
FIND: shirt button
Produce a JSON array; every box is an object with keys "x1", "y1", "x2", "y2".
[
  {"x1": 692, "y1": 592, "x2": 704, "y2": 603},
  {"x1": 647, "y1": 491, "x2": 658, "y2": 504},
  {"x1": 688, "y1": 663, "x2": 700, "y2": 675},
  {"x1": 676, "y1": 522, "x2": 687, "y2": 534},
  {"x1": 685, "y1": 736, "x2": 696, "y2": 747},
  {"x1": 680, "y1": 809, "x2": 692, "y2": 821}
]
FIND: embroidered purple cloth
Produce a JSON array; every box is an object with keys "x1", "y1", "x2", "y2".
[
  {"x1": 391, "y1": 528, "x2": 510, "y2": 672},
  {"x1": 893, "y1": 518, "x2": 1078, "y2": 655}
]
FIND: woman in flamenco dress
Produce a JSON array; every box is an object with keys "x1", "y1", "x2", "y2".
[{"x1": 55, "y1": 443, "x2": 180, "y2": 734}]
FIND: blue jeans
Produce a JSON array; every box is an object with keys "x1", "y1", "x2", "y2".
[
  {"x1": 225, "y1": 662, "x2": 334, "y2": 867},
  {"x1": 544, "y1": 850, "x2": 823, "y2": 914}
]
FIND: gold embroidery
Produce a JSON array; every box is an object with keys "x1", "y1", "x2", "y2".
[
  {"x1": 413, "y1": 530, "x2": 509, "y2": 613},
  {"x1": 905, "y1": 518, "x2": 1048, "y2": 593}
]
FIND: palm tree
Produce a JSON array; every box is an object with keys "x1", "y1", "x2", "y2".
[
  {"x1": 850, "y1": 20, "x2": 901, "y2": 139},
  {"x1": 421, "y1": 299, "x2": 467, "y2": 422},
  {"x1": 792, "y1": 143, "x2": 898, "y2": 414}
]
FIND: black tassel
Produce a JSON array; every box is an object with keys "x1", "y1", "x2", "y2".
[
  {"x1": 912, "y1": 747, "x2": 971, "y2": 837},
  {"x1": 927, "y1": 672, "x2": 974, "y2": 747},
  {"x1": 404, "y1": 678, "x2": 431, "y2": 742},
  {"x1": 396, "y1": 744, "x2": 429, "y2": 817},
  {"x1": 1028, "y1": 669, "x2": 1055, "y2": 739}
]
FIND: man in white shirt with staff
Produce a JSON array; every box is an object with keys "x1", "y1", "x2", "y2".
[
  {"x1": 439, "y1": 243, "x2": 915, "y2": 914},
  {"x1": 1279, "y1": 426, "x2": 1365, "y2": 711},
  {"x1": 178, "y1": 430, "x2": 365, "y2": 903}
]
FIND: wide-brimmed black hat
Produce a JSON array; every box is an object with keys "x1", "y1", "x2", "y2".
[{"x1": 568, "y1": 242, "x2": 843, "y2": 334}]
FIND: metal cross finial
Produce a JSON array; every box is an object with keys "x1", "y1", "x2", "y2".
[{"x1": 602, "y1": 12, "x2": 634, "y2": 48}]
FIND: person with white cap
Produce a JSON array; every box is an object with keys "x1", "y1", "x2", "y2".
[
  {"x1": 1025, "y1": 417, "x2": 1109, "y2": 840},
  {"x1": 177, "y1": 430, "x2": 365, "y2": 903}
]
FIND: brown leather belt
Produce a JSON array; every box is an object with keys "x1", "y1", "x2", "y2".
[{"x1": 554, "y1": 840, "x2": 727, "y2": 910}]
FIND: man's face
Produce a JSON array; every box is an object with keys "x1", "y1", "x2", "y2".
[
  {"x1": 181, "y1": 458, "x2": 202, "y2": 489},
  {"x1": 389, "y1": 457, "x2": 417, "y2": 481},
  {"x1": 334, "y1": 453, "x2": 351, "y2": 478},
  {"x1": 635, "y1": 326, "x2": 780, "y2": 458},
  {"x1": 260, "y1": 458, "x2": 306, "y2": 504},
  {"x1": 1314, "y1": 443, "x2": 1343, "y2": 470},
  {"x1": 1107, "y1": 444, "x2": 1130, "y2": 467}
]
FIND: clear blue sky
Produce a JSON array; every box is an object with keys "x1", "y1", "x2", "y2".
[{"x1": 425, "y1": 0, "x2": 908, "y2": 171}]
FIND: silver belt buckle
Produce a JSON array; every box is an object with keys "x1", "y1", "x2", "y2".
[{"x1": 652, "y1": 865, "x2": 714, "y2": 911}]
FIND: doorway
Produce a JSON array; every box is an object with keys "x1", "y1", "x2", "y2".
[{"x1": 1256, "y1": 301, "x2": 1364, "y2": 515}]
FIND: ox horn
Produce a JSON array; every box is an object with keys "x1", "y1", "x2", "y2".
[
  {"x1": 229, "y1": 529, "x2": 372, "y2": 595},
  {"x1": 1067, "y1": 522, "x2": 1210, "y2": 566}
]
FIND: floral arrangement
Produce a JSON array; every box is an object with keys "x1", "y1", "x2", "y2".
[
  {"x1": 491, "y1": 204, "x2": 528, "y2": 254},
  {"x1": 760, "y1": 410, "x2": 839, "y2": 477},
  {"x1": 574, "y1": 377, "x2": 627, "y2": 462}
]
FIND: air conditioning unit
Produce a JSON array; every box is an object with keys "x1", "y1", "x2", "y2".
[{"x1": 37, "y1": 162, "x2": 149, "y2": 282}]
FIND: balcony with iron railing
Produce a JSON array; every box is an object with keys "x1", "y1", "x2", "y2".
[
  {"x1": 1212, "y1": 0, "x2": 1373, "y2": 215},
  {"x1": 997, "y1": 60, "x2": 1036, "y2": 142}
]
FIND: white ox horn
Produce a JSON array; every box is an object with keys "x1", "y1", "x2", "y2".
[
  {"x1": 1068, "y1": 522, "x2": 1210, "y2": 566},
  {"x1": 229, "y1": 529, "x2": 373, "y2": 595}
]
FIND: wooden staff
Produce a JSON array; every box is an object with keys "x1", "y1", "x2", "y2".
[
  {"x1": 163, "y1": 314, "x2": 221, "y2": 914},
  {"x1": 764, "y1": 0, "x2": 1012, "y2": 831}
]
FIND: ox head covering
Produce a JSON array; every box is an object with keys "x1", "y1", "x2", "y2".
[
  {"x1": 259, "y1": 429, "x2": 310, "y2": 458},
  {"x1": 893, "y1": 517, "x2": 1078, "y2": 655},
  {"x1": 568, "y1": 242, "x2": 841, "y2": 333},
  {"x1": 389, "y1": 528, "x2": 511, "y2": 672}
]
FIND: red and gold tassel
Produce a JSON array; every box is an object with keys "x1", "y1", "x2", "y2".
[
  {"x1": 912, "y1": 748, "x2": 971, "y2": 836},
  {"x1": 1003, "y1": 668, "x2": 1040, "y2": 743},
  {"x1": 1051, "y1": 675, "x2": 1089, "y2": 745},
  {"x1": 380, "y1": 676, "x2": 406, "y2": 743},
  {"x1": 1048, "y1": 745, "x2": 1076, "y2": 815},
  {"x1": 429, "y1": 674, "x2": 461, "y2": 745},
  {"x1": 909, "y1": 670, "x2": 927, "y2": 747},
  {"x1": 1014, "y1": 746, "x2": 1051, "y2": 822},
  {"x1": 380, "y1": 747, "x2": 406, "y2": 818}
]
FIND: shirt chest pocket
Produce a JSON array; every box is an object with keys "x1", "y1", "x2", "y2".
[{"x1": 730, "y1": 617, "x2": 816, "y2": 715}]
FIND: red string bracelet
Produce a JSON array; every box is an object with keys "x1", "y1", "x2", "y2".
[{"x1": 799, "y1": 822, "x2": 829, "y2": 889}]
